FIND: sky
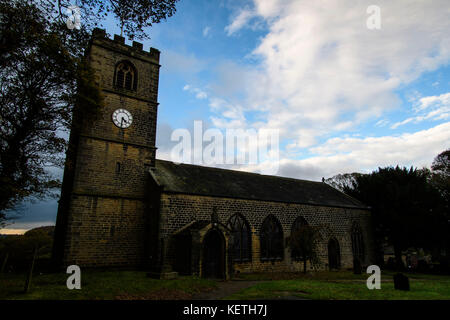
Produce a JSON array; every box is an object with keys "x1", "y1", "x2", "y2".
[{"x1": 2, "y1": 0, "x2": 450, "y2": 233}]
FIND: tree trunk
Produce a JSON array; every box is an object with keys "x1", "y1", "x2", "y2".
[{"x1": 303, "y1": 258, "x2": 307, "y2": 273}]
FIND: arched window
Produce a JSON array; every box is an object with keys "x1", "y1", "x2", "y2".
[
  {"x1": 115, "y1": 61, "x2": 137, "y2": 90},
  {"x1": 328, "y1": 238, "x2": 341, "y2": 269},
  {"x1": 351, "y1": 223, "x2": 365, "y2": 263},
  {"x1": 228, "y1": 214, "x2": 251, "y2": 262},
  {"x1": 260, "y1": 215, "x2": 284, "y2": 261},
  {"x1": 290, "y1": 216, "x2": 308, "y2": 261}
]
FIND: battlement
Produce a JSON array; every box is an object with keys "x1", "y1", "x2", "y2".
[{"x1": 91, "y1": 28, "x2": 160, "y2": 62}]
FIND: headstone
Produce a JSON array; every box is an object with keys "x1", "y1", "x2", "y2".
[{"x1": 393, "y1": 273, "x2": 410, "y2": 291}]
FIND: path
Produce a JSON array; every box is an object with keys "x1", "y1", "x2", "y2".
[
  {"x1": 192, "y1": 280, "x2": 308, "y2": 300},
  {"x1": 192, "y1": 280, "x2": 261, "y2": 300}
]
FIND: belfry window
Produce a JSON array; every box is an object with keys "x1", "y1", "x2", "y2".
[
  {"x1": 115, "y1": 61, "x2": 137, "y2": 90},
  {"x1": 260, "y1": 215, "x2": 284, "y2": 261},
  {"x1": 228, "y1": 214, "x2": 252, "y2": 262}
]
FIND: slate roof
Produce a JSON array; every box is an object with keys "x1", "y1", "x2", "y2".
[{"x1": 149, "y1": 159, "x2": 369, "y2": 209}]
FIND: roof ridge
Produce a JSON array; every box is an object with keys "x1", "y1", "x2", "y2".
[
  {"x1": 155, "y1": 158, "x2": 324, "y2": 185},
  {"x1": 152, "y1": 159, "x2": 370, "y2": 210}
]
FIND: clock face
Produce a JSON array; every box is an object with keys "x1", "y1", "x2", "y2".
[{"x1": 112, "y1": 109, "x2": 133, "y2": 128}]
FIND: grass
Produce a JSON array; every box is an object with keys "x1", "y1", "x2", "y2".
[
  {"x1": 226, "y1": 270, "x2": 450, "y2": 300},
  {"x1": 234, "y1": 270, "x2": 370, "y2": 281},
  {"x1": 0, "y1": 270, "x2": 217, "y2": 300},
  {"x1": 1, "y1": 269, "x2": 450, "y2": 300}
]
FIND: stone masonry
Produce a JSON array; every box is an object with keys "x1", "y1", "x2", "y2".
[
  {"x1": 53, "y1": 29, "x2": 160, "y2": 267},
  {"x1": 159, "y1": 193, "x2": 374, "y2": 275}
]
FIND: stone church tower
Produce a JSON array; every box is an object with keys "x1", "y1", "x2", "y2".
[{"x1": 53, "y1": 29, "x2": 161, "y2": 267}]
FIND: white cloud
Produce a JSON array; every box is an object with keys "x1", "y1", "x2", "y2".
[
  {"x1": 216, "y1": 0, "x2": 450, "y2": 150},
  {"x1": 196, "y1": 91, "x2": 207, "y2": 99},
  {"x1": 375, "y1": 119, "x2": 389, "y2": 127},
  {"x1": 238, "y1": 122, "x2": 450, "y2": 181},
  {"x1": 161, "y1": 1, "x2": 450, "y2": 181},
  {"x1": 391, "y1": 118, "x2": 414, "y2": 129},
  {"x1": 225, "y1": 7, "x2": 256, "y2": 35},
  {"x1": 391, "y1": 92, "x2": 450, "y2": 128},
  {"x1": 183, "y1": 84, "x2": 208, "y2": 100},
  {"x1": 416, "y1": 92, "x2": 450, "y2": 111},
  {"x1": 203, "y1": 26, "x2": 211, "y2": 37}
]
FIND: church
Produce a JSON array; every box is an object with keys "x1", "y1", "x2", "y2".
[{"x1": 52, "y1": 29, "x2": 374, "y2": 279}]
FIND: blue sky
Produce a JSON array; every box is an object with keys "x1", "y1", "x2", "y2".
[{"x1": 2, "y1": 0, "x2": 449, "y2": 233}]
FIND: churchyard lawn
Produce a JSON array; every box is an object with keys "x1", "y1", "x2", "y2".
[
  {"x1": 1, "y1": 270, "x2": 449, "y2": 300},
  {"x1": 0, "y1": 271, "x2": 217, "y2": 300},
  {"x1": 228, "y1": 270, "x2": 450, "y2": 300}
]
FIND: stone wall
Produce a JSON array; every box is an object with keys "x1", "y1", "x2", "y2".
[
  {"x1": 53, "y1": 30, "x2": 159, "y2": 268},
  {"x1": 159, "y1": 193, "x2": 374, "y2": 275},
  {"x1": 62, "y1": 195, "x2": 149, "y2": 267}
]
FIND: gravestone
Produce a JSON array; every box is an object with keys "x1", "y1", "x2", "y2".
[{"x1": 393, "y1": 273, "x2": 410, "y2": 291}]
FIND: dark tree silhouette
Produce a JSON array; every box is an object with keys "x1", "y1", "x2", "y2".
[
  {"x1": 0, "y1": 0, "x2": 181, "y2": 225},
  {"x1": 432, "y1": 149, "x2": 450, "y2": 177},
  {"x1": 42, "y1": 0, "x2": 180, "y2": 40},
  {"x1": 431, "y1": 149, "x2": 450, "y2": 211},
  {"x1": 287, "y1": 225, "x2": 322, "y2": 273},
  {"x1": 343, "y1": 166, "x2": 445, "y2": 270},
  {"x1": 0, "y1": 1, "x2": 99, "y2": 220},
  {"x1": 431, "y1": 149, "x2": 450, "y2": 257}
]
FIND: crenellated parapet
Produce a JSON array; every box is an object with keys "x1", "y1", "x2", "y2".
[{"x1": 91, "y1": 28, "x2": 160, "y2": 64}]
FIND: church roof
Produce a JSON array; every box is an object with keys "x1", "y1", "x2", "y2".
[{"x1": 149, "y1": 159, "x2": 369, "y2": 210}]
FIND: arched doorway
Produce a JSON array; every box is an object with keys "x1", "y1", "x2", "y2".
[
  {"x1": 328, "y1": 238, "x2": 341, "y2": 270},
  {"x1": 202, "y1": 229, "x2": 225, "y2": 279}
]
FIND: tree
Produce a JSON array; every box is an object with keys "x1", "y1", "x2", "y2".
[
  {"x1": 42, "y1": 0, "x2": 180, "y2": 40},
  {"x1": 344, "y1": 166, "x2": 445, "y2": 270},
  {"x1": 432, "y1": 149, "x2": 450, "y2": 177},
  {"x1": 0, "y1": 0, "x2": 180, "y2": 225},
  {"x1": 0, "y1": 1, "x2": 102, "y2": 223},
  {"x1": 286, "y1": 225, "x2": 322, "y2": 273},
  {"x1": 431, "y1": 149, "x2": 450, "y2": 257},
  {"x1": 431, "y1": 149, "x2": 450, "y2": 210},
  {"x1": 324, "y1": 173, "x2": 363, "y2": 192},
  {"x1": 0, "y1": 226, "x2": 54, "y2": 272}
]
